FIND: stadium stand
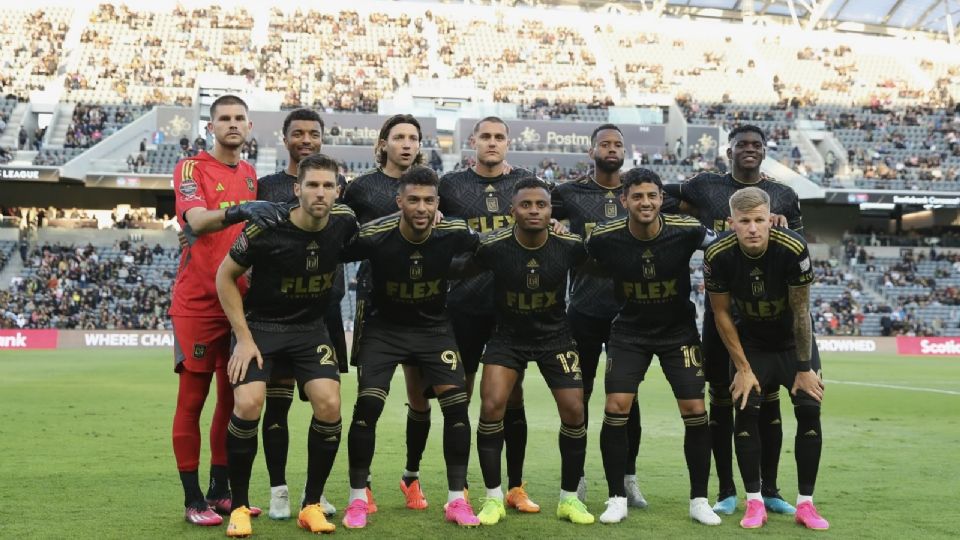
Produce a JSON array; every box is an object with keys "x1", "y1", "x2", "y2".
[{"x1": 3, "y1": 0, "x2": 960, "y2": 337}]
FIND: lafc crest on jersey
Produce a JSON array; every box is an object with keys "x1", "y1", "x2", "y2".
[
  {"x1": 750, "y1": 267, "x2": 765, "y2": 297},
  {"x1": 409, "y1": 251, "x2": 423, "y2": 280},
  {"x1": 306, "y1": 241, "x2": 320, "y2": 271},
  {"x1": 641, "y1": 249, "x2": 656, "y2": 279},
  {"x1": 526, "y1": 258, "x2": 540, "y2": 289},
  {"x1": 484, "y1": 184, "x2": 499, "y2": 212},
  {"x1": 604, "y1": 191, "x2": 618, "y2": 219}
]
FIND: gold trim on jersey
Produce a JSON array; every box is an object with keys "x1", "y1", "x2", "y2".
[
  {"x1": 244, "y1": 223, "x2": 263, "y2": 239},
  {"x1": 590, "y1": 217, "x2": 627, "y2": 236},
  {"x1": 480, "y1": 228, "x2": 513, "y2": 245},
  {"x1": 663, "y1": 214, "x2": 701, "y2": 227},
  {"x1": 770, "y1": 229, "x2": 804, "y2": 255},
  {"x1": 180, "y1": 160, "x2": 197, "y2": 180},
  {"x1": 358, "y1": 216, "x2": 400, "y2": 238},
  {"x1": 703, "y1": 234, "x2": 738, "y2": 261},
  {"x1": 329, "y1": 203, "x2": 356, "y2": 217},
  {"x1": 435, "y1": 219, "x2": 469, "y2": 230},
  {"x1": 548, "y1": 229, "x2": 583, "y2": 242}
]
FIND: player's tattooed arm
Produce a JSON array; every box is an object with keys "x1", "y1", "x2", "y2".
[
  {"x1": 216, "y1": 255, "x2": 263, "y2": 384},
  {"x1": 710, "y1": 292, "x2": 760, "y2": 410},
  {"x1": 788, "y1": 283, "x2": 823, "y2": 402}
]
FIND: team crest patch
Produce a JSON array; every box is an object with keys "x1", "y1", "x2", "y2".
[
  {"x1": 485, "y1": 195, "x2": 499, "y2": 213},
  {"x1": 641, "y1": 249, "x2": 656, "y2": 279},
  {"x1": 526, "y1": 258, "x2": 540, "y2": 289},
  {"x1": 193, "y1": 344, "x2": 207, "y2": 358},
  {"x1": 246, "y1": 177, "x2": 255, "y2": 192},
  {"x1": 751, "y1": 279, "x2": 765, "y2": 297},
  {"x1": 604, "y1": 199, "x2": 618, "y2": 218},
  {"x1": 409, "y1": 251, "x2": 423, "y2": 280}
]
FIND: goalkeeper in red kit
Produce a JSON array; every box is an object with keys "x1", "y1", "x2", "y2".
[{"x1": 169, "y1": 94, "x2": 288, "y2": 526}]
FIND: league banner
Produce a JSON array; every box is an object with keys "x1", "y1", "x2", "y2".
[
  {"x1": 0, "y1": 329, "x2": 58, "y2": 350},
  {"x1": 896, "y1": 336, "x2": 960, "y2": 356}
]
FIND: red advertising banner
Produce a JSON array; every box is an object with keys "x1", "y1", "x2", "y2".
[
  {"x1": 896, "y1": 336, "x2": 960, "y2": 356},
  {"x1": 0, "y1": 329, "x2": 59, "y2": 350}
]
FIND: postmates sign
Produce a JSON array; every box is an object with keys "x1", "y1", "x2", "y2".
[{"x1": 0, "y1": 330, "x2": 58, "y2": 349}]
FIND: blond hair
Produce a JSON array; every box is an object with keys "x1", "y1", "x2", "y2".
[{"x1": 729, "y1": 186, "x2": 770, "y2": 216}]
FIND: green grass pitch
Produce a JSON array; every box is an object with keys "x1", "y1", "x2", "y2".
[{"x1": 1, "y1": 350, "x2": 957, "y2": 539}]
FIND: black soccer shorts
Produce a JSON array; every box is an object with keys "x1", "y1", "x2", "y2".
[
  {"x1": 605, "y1": 335, "x2": 705, "y2": 399},
  {"x1": 354, "y1": 322, "x2": 466, "y2": 392},
  {"x1": 567, "y1": 307, "x2": 613, "y2": 392},
  {"x1": 232, "y1": 327, "x2": 340, "y2": 388},
  {"x1": 450, "y1": 309, "x2": 496, "y2": 376},
  {"x1": 730, "y1": 346, "x2": 822, "y2": 409},
  {"x1": 481, "y1": 337, "x2": 583, "y2": 390}
]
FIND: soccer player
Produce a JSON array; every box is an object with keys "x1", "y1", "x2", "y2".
[
  {"x1": 215, "y1": 153, "x2": 358, "y2": 536},
  {"x1": 340, "y1": 114, "x2": 433, "y2": 510},
  {"x1": 585, "y1": 168, "x2": 719, "y2": 525},
  {"x1": 551, "y1": 124, "x2": 645, "y2": 506},
  {"x1": 339, "y1": 166, "x2": 480, "y2": 529},
  {"x1": 439, "y1": 117, "x2": 541, "y2": 513},
  {"x1": 256, "y1": 108, "x2": 344, "y2": 519},
  {"x1": 702, "y1": 187, "x2": 828, "y2": 530},
  {"x1": 170, "y1": 95, "x2": 287, "y2": 526},
  {"x1": 464, "y1": 178, "x2": 595, "y2": 526},
  {"x1": 662, "y1": 124, "x2": 814, "y2": 515}
]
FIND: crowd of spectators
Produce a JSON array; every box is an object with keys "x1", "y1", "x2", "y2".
[
  {"x1": 0, "y1": 9, "x2": 69, "y2": 98},
  {"x1": 64, "y1": 103, "x2": 139, "y2": 148},
  {"x1": 1, "y1": 241, "x2": 175, "y2": 330}
]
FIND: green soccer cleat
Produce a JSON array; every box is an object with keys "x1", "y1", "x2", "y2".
[
  {"x1": 477, "y1": 497, "x2": 506, "y2": 526},
  {"x1": 557, "y1": 495, "x2": 595, "y2": 525}
]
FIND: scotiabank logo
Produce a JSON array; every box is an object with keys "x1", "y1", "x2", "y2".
[
  {"x1": 0, "y1": 330, "x2": 58, "y2": 349},
  {"x1": 897, "y1": 337, "x2": 960, "y2": 356}
]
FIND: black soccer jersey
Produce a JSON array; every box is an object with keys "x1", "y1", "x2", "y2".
[
  {"x1": 552, "y1": 176, "x2": 626, "y2": 318},
  {"x1": 439, "y1": 167, "x2": 538, "y2": 315},
  {"x1": 341, "y1": 216, "x2": 479, "y2": 328},
  {"x1": 229, "y1": 204, "x2": 358, "y2": 331},
  {"x1": 587, "y1": 214, "x2": 714, "y2": 345},
  {"x1": 665, "y1": 172, "x2": 803, "y2": 233},
  {"x1": 259, "y1": 170, "x2": 349, "y2": 300},
  {"x1": 703, "y1": 228, "x2": 814, "y2": 351},
  {"x1": 341, "y1": 168, "x2": 401, "y2": 225},
  {"x1": 258, "y1": 170, "x2": 348, "y2": 206},
  {"x1": 473, "y1": 228, "x2": 588, "y2": 347}
]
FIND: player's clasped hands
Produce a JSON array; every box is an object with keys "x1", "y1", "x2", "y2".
[
  {"x1": 730, "y1": 369, "x2": 761, "y2": 410},
  {"x1": 227, "y1": 339, "x2": 264, "y2": 384},
  {"x1": 791, "y1": 370, "x2": 825, "y2": 402}
]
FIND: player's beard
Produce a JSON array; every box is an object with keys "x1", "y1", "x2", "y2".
[
  {"x1": 595, "y1": 156, "x2": 624, "y2": 174},
  {"x1": 478, "y1": 154, "x2": 503, "y2": 168}
]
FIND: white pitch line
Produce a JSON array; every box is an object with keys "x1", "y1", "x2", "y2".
[{"x1": 826, "y1": 380, "x2": 960, "y2": 396}]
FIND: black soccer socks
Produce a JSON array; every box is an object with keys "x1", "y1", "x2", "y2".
[
  {"x1": 305, "y1": 417, "x2": 341, "y2": 506},
  {"x1": 504, "y1": 404, "x2": 528, "y2": 489},
  {"x1": 600, "y1": 412, "x2": 629, "y2": 497},
  {"x1": 262, "y1": 382, "x2": 294, "y2": 487},
  {"x1": 438, "y1": 389, "x2": 471, "y2": 491},
  {"x1": 227, "y1": 415, "x2": 259, "y2": 509}
]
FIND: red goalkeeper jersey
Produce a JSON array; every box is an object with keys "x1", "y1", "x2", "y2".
[{"x1": 169, "y1": 151, "x2": 258, "y2": 317}]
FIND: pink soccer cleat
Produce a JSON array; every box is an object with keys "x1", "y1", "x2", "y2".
[
  {"x1": 795, "y1": 501, "x2": 830, "y2": 530},
  {"x1": 342, "y1": 499, "x2": 369, "y2": 529},
  {"x1": 740, "y1": 499, "x2": 767, "y2": 529},
  {"x1": 184, "y1": 502, "x2": 223, "y2": 526},
  {"x1": 444, "y1": 498, "x2": 480, "y2": 527}
]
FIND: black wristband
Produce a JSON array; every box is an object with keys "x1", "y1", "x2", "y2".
[
  {"x1": 223, "y1": 205, "x2": 243, "y2": 225},
  {"x1": 797, "y1": 360, "x2": 812, "y2": 372}
]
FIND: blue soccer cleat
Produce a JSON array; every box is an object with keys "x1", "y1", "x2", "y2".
[
  {"x1": 712, "y1": 495, "x2": 737, "y2": 515},
  {"x1": 763, "y1": 495, "x2": 796, "y2": 515}
]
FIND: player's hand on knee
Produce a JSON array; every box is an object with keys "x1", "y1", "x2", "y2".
[
  {"x1": 224, "y1": 201, "x2": 289, "y2": 229},
  {"x1": 730, "y1": 369, "x2": 760, "y2": 410},
  {"x1": 228, "y1": 339, "x2": 263, "y2": 384},
  {"x1": 791, "y1": 370, "x2": 824, "y2": 402}
]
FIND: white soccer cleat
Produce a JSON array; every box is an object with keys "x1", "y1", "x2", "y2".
[
  {"x1": 624, "y1": 476, "x2": 648, "y2": 508},
  {"x1": 576, "y1": 476, "x2": 587, "y2": 502},
  {"x1": 599, "y1": 496, "x2": 628, "y2": 524},
  {"x1": 269, "y1": 485, "x2": 291, "y2": 520},
  {"x1": 318, "y1": 494, "x2": 337, "y2": 516},
  {"x1": 690, "y1": 497, "x2": 722, "y2": 525}
]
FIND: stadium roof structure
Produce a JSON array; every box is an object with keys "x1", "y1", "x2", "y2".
[{"x1": 608, "y1": 0, "x2": 960, "y2": 40}]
